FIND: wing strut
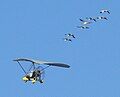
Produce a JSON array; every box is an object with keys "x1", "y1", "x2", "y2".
[
  {"x1": 38, "y1": 65, "x2": 50, "y2": 72},
  {"x1": 17, "y1": 61, "x2": 27, "y2": 74},
  {"x1": 27, "y1": 62, "x2": 35, "y2": 73}
]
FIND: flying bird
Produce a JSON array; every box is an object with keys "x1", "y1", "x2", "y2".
[
  {"x1": 100, "y1": 9, "x2": 110, "y2": 14},
  {"x1": 97, "y1": 16, "x2": 108, "y2": 20},
  {"x1": 77, "y1": 26, "x2": 89, "y2": 29},
  {"x1": 65, "y1": 33, "x2": 75, "y2": 38},
  {"x1": 86, "y1": 17, "x2": 97, "y2": 22},
  {"x1": 79, "y1": 18, "x2": 92, "y2": 25},
  {"x1": 63, "y1": 38, "x2": 72, "y2": 42}
]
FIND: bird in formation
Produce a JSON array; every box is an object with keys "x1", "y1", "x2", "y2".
[{"x1": 63, "y1": 9, "x2": 110, "y2": 42}]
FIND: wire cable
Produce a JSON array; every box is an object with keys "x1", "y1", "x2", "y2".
[{"x1": 17, "y1": 61, "x2": 27, "y2": 74}]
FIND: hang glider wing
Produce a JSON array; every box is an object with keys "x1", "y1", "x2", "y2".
[
  {"x1": 13, "y1": 58, "x2": 70, "y2": 68},
  {"x1": 43, "y1": 62, "x2": 70, "y2": 68}
]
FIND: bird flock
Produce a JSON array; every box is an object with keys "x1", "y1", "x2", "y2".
[{"x1": 63, "y1": 9, "x2": 110, "y2": 42}]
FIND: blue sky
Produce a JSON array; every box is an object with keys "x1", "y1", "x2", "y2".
[{"x1": 0, "y1": 0, "x2": 120, "y2": 97}]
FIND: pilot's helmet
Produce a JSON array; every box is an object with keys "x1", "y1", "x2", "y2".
[{"x1": 29, "y1": 71, "x2": 34, "y2": 77}]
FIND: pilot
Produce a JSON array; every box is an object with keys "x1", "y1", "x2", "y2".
[
  {"x1": 22, "y1": 70, "x2": 43, "y2": 84},
  {"x1": 32, "y1": 70, "x2": 44, "y2": 83}
]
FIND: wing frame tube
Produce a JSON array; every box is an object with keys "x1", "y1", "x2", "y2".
[{"x1": 14, "y1": 58, "x2": 70, "y2": 68}]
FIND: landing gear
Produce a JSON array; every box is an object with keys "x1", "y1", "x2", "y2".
[{"x1": 40, "y1": 80, "x2": 44, "y2": 83}]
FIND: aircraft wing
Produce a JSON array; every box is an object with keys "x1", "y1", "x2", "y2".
[
  {"x1": 42, "y1": 62, "x2": 70, "y2": 68},
  {"x1": 13, "y1": 58, "x2": 70, "y2": 68}
]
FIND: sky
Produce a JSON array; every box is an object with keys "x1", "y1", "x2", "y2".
[{"x1": 0, "y1": 0, "x2": 120, "y2": 97}]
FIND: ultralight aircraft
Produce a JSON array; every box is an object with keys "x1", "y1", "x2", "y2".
[{"x1": 13, "y1": 58, "x2": 70, "y2": 84}]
